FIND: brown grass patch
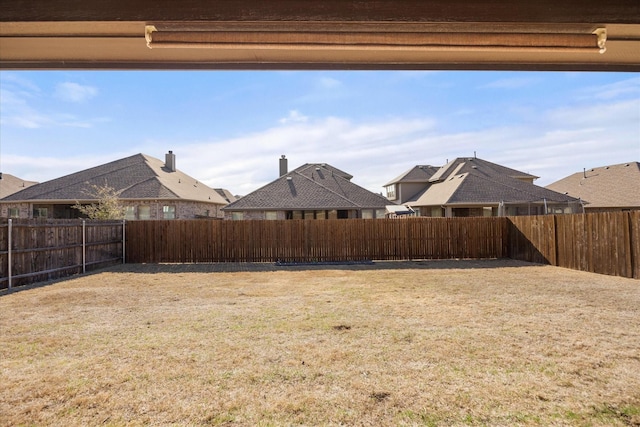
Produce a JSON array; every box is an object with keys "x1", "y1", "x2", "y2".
[{"x1": 1, "y1": 260, "x2": 639, "y2": 426}]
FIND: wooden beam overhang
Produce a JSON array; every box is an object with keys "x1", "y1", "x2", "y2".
[{"x1": 1, "y1": 0, "x2": 639, "y2": 70}]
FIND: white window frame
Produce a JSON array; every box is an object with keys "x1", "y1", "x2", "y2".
[{"x1": 163, "y1": 205, "x2": 176, "y2": 219}]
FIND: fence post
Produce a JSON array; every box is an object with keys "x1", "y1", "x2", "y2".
[
  {"x1": 122, "y1": 219, "x2": 126, "y2": 264},
  {"x1": 8, "y1": 219, "x2": 12, "y2": 290},
  {"x1": 82, "y1": 220, "x2": 86, "y2": 274}
]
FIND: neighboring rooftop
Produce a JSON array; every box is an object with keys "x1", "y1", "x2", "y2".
[
  {"x1": 546, "y1": 162, "x2": 640, "y2": 209},
  {"x1": 384, "y1": 165, "x2": 440, "y2": 186},
  {"x1": 224, "y1": 162, "x2": 389, "y2": 211},
  {"x1": 0, "y1": 173, "x2": 38, "y2": 199},
  {"x1": 214, "y1": 188, "x2": 237, "y2": 204},
  {"x1": 406, "y1": 157, "x2": 576, "y2": 206},
  {"x1": 2, "y1": 153, "x2": 228, "y2": 205},
  {"x1": 428, "y1": 157, "x2": 538, "y2": 184}
]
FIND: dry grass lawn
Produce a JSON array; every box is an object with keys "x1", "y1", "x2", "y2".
[{"x1": 1, "y1": 260, "x2": 639, "y2": 426}]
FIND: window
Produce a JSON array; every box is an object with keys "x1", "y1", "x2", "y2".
[
  {"x1": 375, "y1": 209, "x2": 386, "y2": 219},
  {"x1": 361, "y1": 209, "x2": 374, "y2": 219},
  {"x1": 8, "y1": 208, "x2": 19, "y2": 218},
  {"x1": 385, "y1": 185, "x2": 396, "y2": 200},
  {"x1": 163, "y1": 205, "x2": 176, "y2": 219},
  {"x1": 33, "y1": 207, "x2": 48, "y2": 218},
  {"x1": 124, "y1": 206, "x2": 136, "y2": 220},
  {"x1": 265, "y1": 211, "x2": 278, "y2": 220},
  {"x1": 232, "y1": 212, "x2": 243, "y2": 220},
  {"x1": 138, "y1": 205, "x2": 151, "y2": 220}
]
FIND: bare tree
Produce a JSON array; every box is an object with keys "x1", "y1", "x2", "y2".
[{"x1": 73, "y1": 183, "x2": 126, "y2": 220}]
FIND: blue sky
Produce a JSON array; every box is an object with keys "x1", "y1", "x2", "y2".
[{"x1": 1, "y1": 70, "x2": 638, "y2": 195}]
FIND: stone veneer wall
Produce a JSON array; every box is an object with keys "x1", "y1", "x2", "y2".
[
  {"x1": 0, "y1": 203, "x2": 31, "y2": 218},
  {"x1": 124, "y1": 201, "x2": 225, "y2": 219},
  {"x1": 223, "y1": 210, "x2": 287, "y2": 220},
  {"x1": 0, "y1": 201, "x2": 225, "y2": 219}
]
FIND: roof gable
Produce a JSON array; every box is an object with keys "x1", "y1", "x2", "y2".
[{"x1": 546, "y1": 162, "x2": 640, "y2": 208}]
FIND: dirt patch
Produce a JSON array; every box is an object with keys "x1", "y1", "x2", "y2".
[{"x1": 1, "y1": 260, "x2": 639, "y2": 426}]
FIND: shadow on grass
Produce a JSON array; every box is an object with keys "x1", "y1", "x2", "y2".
[
  {"x1": 107, "y1": 258, "x2": 541, "y2": 274},
  {"x1": 1, "y1": 258, "x2": 542, "y2": 295}
]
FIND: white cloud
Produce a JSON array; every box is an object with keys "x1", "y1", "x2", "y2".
[
  {"x1": 318, "y1": 77, "x2": 342, "y2": 89},
  {"x1": 0, "y1": 77, "x2": 105, "y2": 129},
  {"x1": 166, "y1": 115, "x2": 435, "y2": 195},
  {"x1": 578, "y1": 76, "x2": 640, "y2": 100},
  {"x1": 55, "y1": 82, "x2": 98, "y2": 103},
  {"x1": 548, "y1": 99, "x2": 639, "y2": 128},
  {"x1": 0, "y1": 73, "x2": 41, "y2": 94},
  {"x1": 279, "y1": 110, "x2": 309, "y2": 124}
]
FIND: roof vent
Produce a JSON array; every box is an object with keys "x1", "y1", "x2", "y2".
[
  {"x1": 315, "y1": 167, "x2": 320, "y2": 171},
  {"x1": 286, "y1": 176, "x2": 292, "y2": 181}
]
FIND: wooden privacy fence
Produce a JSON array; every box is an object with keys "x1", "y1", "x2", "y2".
[
  {"x1": 0, "y1": 219, "x2": 124, "y2": 289},
  {"x1": 126, "y1": 213, "x2": 638, "y2": 279},
  {"x1": 2, "y1": 212, "x2": 637, "y2": 289},
  {"x1": 125, "y1": 217, "x2": 507, "y2": 264},
  {"x1": 508, "y1": 211, "x2": 639, "y2": 279}
]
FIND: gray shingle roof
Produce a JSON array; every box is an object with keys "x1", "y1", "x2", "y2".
[
  {"x1": 292, "y1": 163, "x2": 353, "y2": 180},
  {"x1": 224, "y1": 163, "x2": 389, "y2": 211},
  {"x1": 2, "y1": 153, "x2": 228, "y2": 205},
  {"x1": 429, "y1": 157, "x2": 538, "y2": 183},
  {"x1": 405, "y1": 157, "x2": 577, "y2": 206},
  {"x1": 546, "y1": 162, "x2": 640, "y2": 208},
  {"x1": 384, "y1": 165, "x2": 440, "y2": 186}
]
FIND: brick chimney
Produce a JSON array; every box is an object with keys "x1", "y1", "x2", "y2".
[
  {"x1": 165, "y1": 150, "x2": 176, "y2": 172},
  {"x1": 279, "y1": 155, "x2": 288, "y2": 177}
]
